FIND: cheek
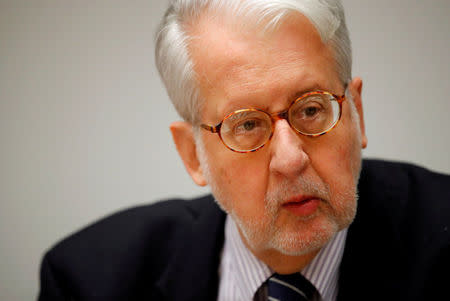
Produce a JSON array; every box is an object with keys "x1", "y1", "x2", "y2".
[
  {"x1": 210, "y1": 150, "x2": 270, "y2": 216},
  {"x1": 309, "y1": 124, "x2": 361, "y2": 191}
]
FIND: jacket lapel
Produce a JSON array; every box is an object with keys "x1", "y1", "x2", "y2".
[
  {"x1": 155, "y1": 196, "x2": 226, "y2": 300},
  {"x1": 337, "y1": 160, "x2": 407, "y2": 301}
]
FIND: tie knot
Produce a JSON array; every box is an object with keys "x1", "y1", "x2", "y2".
[{"x1": 267, "y1": 273, "x2": 319, "y2": 301}]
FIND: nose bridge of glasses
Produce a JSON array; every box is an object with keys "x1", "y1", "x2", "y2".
[
  {"x1": 271, "y1": 109, "x2": 289, "y2": 122},
  {"x1": 269, "y1": 109, "x2": 306, "y2": 157},
  {"x1": 271, "y1": 109, "x2": 299, "y2": 135}
]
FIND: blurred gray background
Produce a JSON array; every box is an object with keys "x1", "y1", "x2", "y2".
[{"x1": 1, "y1": 0, "x2": 449, "y2": 300}]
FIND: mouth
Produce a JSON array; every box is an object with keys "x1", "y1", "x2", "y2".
[{"x1": 282, "y1": 196, "x2": 321, "y2": 217}]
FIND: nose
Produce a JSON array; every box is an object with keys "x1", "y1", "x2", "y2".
[{"x1": 269, "y1": 119, "x2": 309, "y2": 177}]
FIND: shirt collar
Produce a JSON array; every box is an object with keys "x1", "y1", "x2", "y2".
[{"x1": 224, "y1": 215, "x2": 348, "y2": 300}]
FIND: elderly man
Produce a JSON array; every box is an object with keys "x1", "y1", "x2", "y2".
[{"x1": 38, "y1": 0, "x2": 450, "y2": 300}]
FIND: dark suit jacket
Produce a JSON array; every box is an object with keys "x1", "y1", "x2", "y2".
[{"x1": 38, "y1": 160, "x2": 450, "y2": 300}]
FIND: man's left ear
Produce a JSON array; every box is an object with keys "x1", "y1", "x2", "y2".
[
  {"x1": 349, "y1": 77, "x2": 368, "y2": 149},
  {"x1": 170, "y1": 121, "x2": 207, "y2": 186}
]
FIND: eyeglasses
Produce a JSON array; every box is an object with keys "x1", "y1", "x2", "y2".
[{"x1": 200, "y1": 90, "x2": 346, "y2": 153}]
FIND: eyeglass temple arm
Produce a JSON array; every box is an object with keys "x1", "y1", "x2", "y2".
[
  {"x1": 338, "y1": 83, "x2": 349, "y2": 102},
  {"x1": 200, "y1": 123, "x2": 220, "y2": 133},
  {"x1": 335, "y1": 94, "x2": 346, "y2": 103}
]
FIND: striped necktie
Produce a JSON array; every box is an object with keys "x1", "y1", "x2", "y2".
[{"x1": 267, "y1": 273, "x2": 319, "y2": 301}]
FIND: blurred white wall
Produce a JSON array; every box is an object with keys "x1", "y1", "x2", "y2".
[{"x1": 0, "y1": 0, "x2": 449, "y2": 300}]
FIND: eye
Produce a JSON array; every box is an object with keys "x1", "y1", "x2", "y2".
[
  {"x1": 292, "y1": 101, "x2": 324, "y2": 120},
  {"x1": 235, "y1": 119, "x2": 263, "y2": 135},
  {"x1": 302, "y1": 105, "x2": 322, "y2": 117},
  {"x1": 243, "y1": 120, "x2": 256, "y2": 130}
]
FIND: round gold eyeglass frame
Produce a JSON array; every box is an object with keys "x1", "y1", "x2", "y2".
[{"x1": 200, "y1": 91, "x2": 346, "y2": 153}]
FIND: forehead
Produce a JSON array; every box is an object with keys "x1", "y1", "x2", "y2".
[{"x1": 188, "y1": 13, "x2": 339, "y2": 119}]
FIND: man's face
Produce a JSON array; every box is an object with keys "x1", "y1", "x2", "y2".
[{"x1": 188, "y1": 14, "x2": 366, "y2": 257}]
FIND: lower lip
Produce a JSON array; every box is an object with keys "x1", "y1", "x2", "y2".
[{"x1": 282, "y1": 198, "x2": 320, "y2": 217}]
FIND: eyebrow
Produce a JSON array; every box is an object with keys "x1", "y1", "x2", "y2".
[{"x1": 288, "y1": 84, "x2": 326, "y2": 102}]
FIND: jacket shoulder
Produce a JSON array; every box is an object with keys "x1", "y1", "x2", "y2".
[
  {"x1": 341, "y1": 159, "x2": 450, "y2": 300},
  {"x1": 360, "y1": 159, "x2": 450, "y2": 236},
  {"x1": 360, "y1": 159, "x2": 450, "y2": 231},
  {"x1": 39, "y1": 195, "x2": 216, "y2": 299},
  {"x1": 362, "y1": 159, "x2": 450, "y2": 189}
]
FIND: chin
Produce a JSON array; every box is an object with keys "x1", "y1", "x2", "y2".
[
  {"x1": 268, "y1": 215, "x2": 340, "y2": 256},
  {"x1": 248, "y1": 203, "x2": 356, "y2": 256}
]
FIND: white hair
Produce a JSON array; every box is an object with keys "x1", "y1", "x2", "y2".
[{"x1": 155, "y1": 0, "x2": 352, "y2": 124}]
